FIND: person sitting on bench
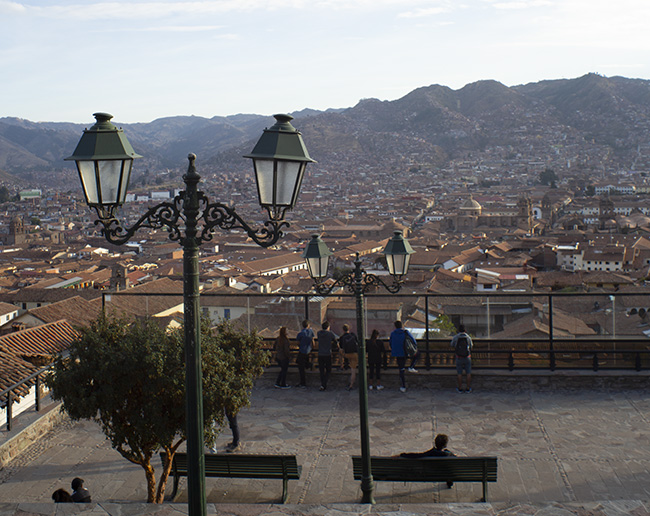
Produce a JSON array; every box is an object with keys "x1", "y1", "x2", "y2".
[{"x1": 399, "y1": 433, "x2": 456, "y2": 488}]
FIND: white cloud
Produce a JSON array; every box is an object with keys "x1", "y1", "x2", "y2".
[
  {"x1": 1, "y1": 0, "x2": 464, "y2": 21},
  {"x1": 490, "y1": 0, "x2": 553, "y2": 9},
  {"x1": 0, "y1": 0, "x2": 27, "y2": 13},
  {"x1": 116, "y1": 25, "x2": 228, "y2": 33},
  {"x1": 398, "y1": 7, "x2": 451, "y2": 18}
]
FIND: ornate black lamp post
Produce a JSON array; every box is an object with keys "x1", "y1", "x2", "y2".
[
  {"x1": 302, "y1": 231, "x2": 414, "y2": 503},
  {"x1": 67, "y1": 112, "x2": 313, "y2": 516}
]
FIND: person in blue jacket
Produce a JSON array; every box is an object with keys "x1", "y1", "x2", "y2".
[
  {"x1": 296, "y1": 319, "x2": 315, "y2": 388},
  {"x1": 389, "y1": 320, "x2": 416, "y2": 393}
]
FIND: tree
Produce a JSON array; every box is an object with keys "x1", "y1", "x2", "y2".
[
  {"x1": 47, "y1": 315, "x2": 269, "y2": 503},
  {"x1": 0, "y1": 186, "x2": 12, "y2": 204},
  {"x1": 426, "y1": 314, "x2": 457, "y2": 337},
  {"x1": 539, "y1": 168, "x2": 558, "y2": 186}
]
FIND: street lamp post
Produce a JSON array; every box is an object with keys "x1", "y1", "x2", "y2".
[
  {"x1": 302, "y1": 231, "x2": 414, "y2": 504},
  {"x1": 67, "y1": 112, "x2": 313, "y2": 516}
]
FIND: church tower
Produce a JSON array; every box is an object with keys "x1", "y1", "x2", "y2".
[
  {"x1": 517, "y1": 196, "x2": 533, "y2": 232},
  {"x1": 110, "y1": 263, "x2": 129, "y2": 291}
]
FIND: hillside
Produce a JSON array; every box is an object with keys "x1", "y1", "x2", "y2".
[{"x1": 2, "y1": 74, "x2": 650, "y2": 182}]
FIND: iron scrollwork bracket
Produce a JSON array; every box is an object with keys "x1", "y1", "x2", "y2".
[
  {"x1": 197, "y1": 192, "x2": 288, "y2": 248},
  {"x1": 93, "y1": 192, "x2": 288, "y2": 249},
  {"x1": 93, "y1": 198, "x2": 183, "y2": 246},
  {"x1": 313, "y1": 269, "x2": 403, "y2": 296}
]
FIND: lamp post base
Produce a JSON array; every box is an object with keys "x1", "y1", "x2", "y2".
[{"x1": 360, "y1": 477, "x2": 375, "y2": 504}]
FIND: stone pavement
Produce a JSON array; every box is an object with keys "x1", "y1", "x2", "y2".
[{"x1": 0, "y1": 370, "x2": 649, "y2": 515}]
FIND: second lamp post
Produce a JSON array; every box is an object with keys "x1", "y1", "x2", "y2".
[{"x1": 302, "y1": 231, "x2": 414, "y2": 503}]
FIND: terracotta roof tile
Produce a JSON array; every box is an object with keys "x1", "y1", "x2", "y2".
[
  {"x1": 0, "y1": 349, "x2": 39, "y2": 400},
  {"x1": 22, "y1": 296, "x2": 101, "y2": 328},
  {"x1": 0, "y1": 320, "x2": 80, "y2": 360}
]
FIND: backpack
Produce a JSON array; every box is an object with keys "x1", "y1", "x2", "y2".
[
  {"x1": 340, "y1": 333, "x2": 358, "y2": 354},
  {"x1": 455, "y1": 334, "x2": 470, "y2": 357},
  {"x1": 404, "y1": 332, "x2": 418, "y2": 357}
]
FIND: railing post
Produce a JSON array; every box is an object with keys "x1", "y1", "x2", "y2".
[
  {"x1": 35, "y1": 373, "x2": 41, "y2": 412},
  {"x1": 304, "y1": 294, "x2": 310, "y2": 322},
  {"x1": 6, "y1": 390, "x2": 12, "y2": 432},
  {"x1": 508, "y1": 351, "x2": 514, "y2": 371},
  {"x1": 548, "y1": 294, "x2": 555, "y2": 371},
  {"x1": 424, "y1": 296, "x2": 431, "y2": 369},
  {"x1": 592, "y1": 353, "x2": 599, "y2": 372}
]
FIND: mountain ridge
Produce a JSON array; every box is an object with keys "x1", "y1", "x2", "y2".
[{"x1": 2, "y1": 74, "x2": 650, "y2": 185}]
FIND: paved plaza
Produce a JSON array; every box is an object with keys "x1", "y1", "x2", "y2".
[{"x1": 0, "y1": 370, "x2": 649, "y2": 514}]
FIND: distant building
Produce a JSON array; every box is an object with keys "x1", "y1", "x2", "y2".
[
  {"x1": 19, "y1": 189, "x2": 41, "y2": 201},
  {"x1": 443, "y1": 195, "x2": 534, "y2": 234}
]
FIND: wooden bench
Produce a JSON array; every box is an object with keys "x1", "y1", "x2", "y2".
[
  {"x1": 352, "y1": 455, "x2": 498, "y2": 502},
  {"x1": 161, "y1": 452, "x2": 301, "y2": 503}
]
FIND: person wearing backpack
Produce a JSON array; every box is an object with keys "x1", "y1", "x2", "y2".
[
  {"x1": 389, "y1": 320, "x2": 416, "y2": 393},
  {"x1": 451, "y1": 325, "x2": 473, "y2": 393},
  {"x1": 296, "y1": 320, "x2": 315, "y2": 388},
  {"x1": 339, "y1": 324, "x2": 359, "y2": 390}
]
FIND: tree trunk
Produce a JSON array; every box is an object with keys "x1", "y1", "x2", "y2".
[
  {"x1": 143, "y1": 459, "x2": 157, "y2": 503},
  {"x1": 155, "y1": 440, "x2": 184, "y2": 503}
]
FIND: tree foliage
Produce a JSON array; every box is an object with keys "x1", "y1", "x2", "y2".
[
  {"x1": 0, "y1": 186, "x2": 13, "y2": 204},
  {"x1": 47, "y1": 314, "x2": 269, "y2": 503},
  {"x1": 539, "y1": 167, "x2": 558, "y2": 186},
  {"x1": 427, "y1": 314, "x2": 458, "y2": 337}
]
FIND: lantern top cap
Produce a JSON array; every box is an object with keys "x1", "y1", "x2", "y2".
[
  {"x1": 383, "y1": 230, "x2": 415, "y2": 255},
  {"x1": 87, "y1": 113, "x2": 125, "y2": 133},
  {"x1": 270, "y1": 114, "x2": 296, "y2": 131},
  {"x1": 302, "y1": 233, "x2": 332, "y2": 260},
  {"x1": 243, "y1": 113, "x2": 315, "y2": 164},
  {"x1": 65, "y1": 112, "x2": 142, "y2": 162}
]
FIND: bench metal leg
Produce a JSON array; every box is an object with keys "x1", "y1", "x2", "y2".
[
  {"x1": 481, "y1": 480, "x2": 487, "y2": 502},
  {"x1": 281, "y1": 477, "x2": 288, "y2": 503},
  {"x1": 170, "y1": 475, "x2": 180, "y2": 500}
]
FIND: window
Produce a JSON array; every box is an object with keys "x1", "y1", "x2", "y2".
[{"x1": 224, "y1": 308, "x2": 231, "y2": 320}]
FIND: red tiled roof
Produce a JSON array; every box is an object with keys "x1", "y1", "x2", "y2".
[
  {"x1": 0, "y1": 319, "x2": 80, "y2": 360},
  {"x1": 0, "y1": 349, "x2": 39, "y2": 399}
]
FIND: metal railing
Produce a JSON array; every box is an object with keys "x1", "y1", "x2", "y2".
[
  {"x1": 99, "y1": 289, "x2": 650, "y2": 372},
  {"x1": 259, "y1": 338, "x2": 650, "y2": 372},
  {"x1": 6, "y1": 289, "x2": 650, "y2": 429},
  {"x1": 1, "y1": 364, "x2": 52, "y2": 432}
]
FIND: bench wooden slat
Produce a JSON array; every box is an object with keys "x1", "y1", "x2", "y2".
[
  {"x1": 161, "y1": 452, "x2": 301, "y2": 503},
  {"x1": 352, "y1": 456, "x2": 497, "y2": 502}
]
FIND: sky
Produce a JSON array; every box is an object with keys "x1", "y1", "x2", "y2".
[{"x1": 2, "y1": 0, "x2": 650, "y2": 124}]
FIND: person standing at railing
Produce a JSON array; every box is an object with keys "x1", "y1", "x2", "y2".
[
  {"x1": 296, "y1": 320, "x2": 315, "y2": 388},
  {"x1": 339, "y1": 324, "x2": 360, "y2": 390},
  {"x1": 451, "y1": 325, "x2": 473, "y2": 393},
  {"x1": 317, "y1": 321, "x2": 339, "y2": 391},
  {"x1": 274, "y1": 326, "x2": 291, "y2": 389},
  {"x1": 367, "y1": 329, "x2": 385, "y2": 391},
  {"x1": 390, "y1": 320, "x2": 416, "y2": 393}
]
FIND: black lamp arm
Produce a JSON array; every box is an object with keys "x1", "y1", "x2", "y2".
[
  {"x1": 93, "y1": 198, "x2": 183, "y2": 246},
  {"x1": 92, "y1": 192, "x2": 288, "y2": 249},
  {"x1": 313, "y1": 269, "x2": 403, "y2": 296},
  {"x1": 198, "y1": 194, "x2": 289, "y2": 248},
  {"x1": 357, "y1": 272, "x2": 403, "y2": 294}
]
